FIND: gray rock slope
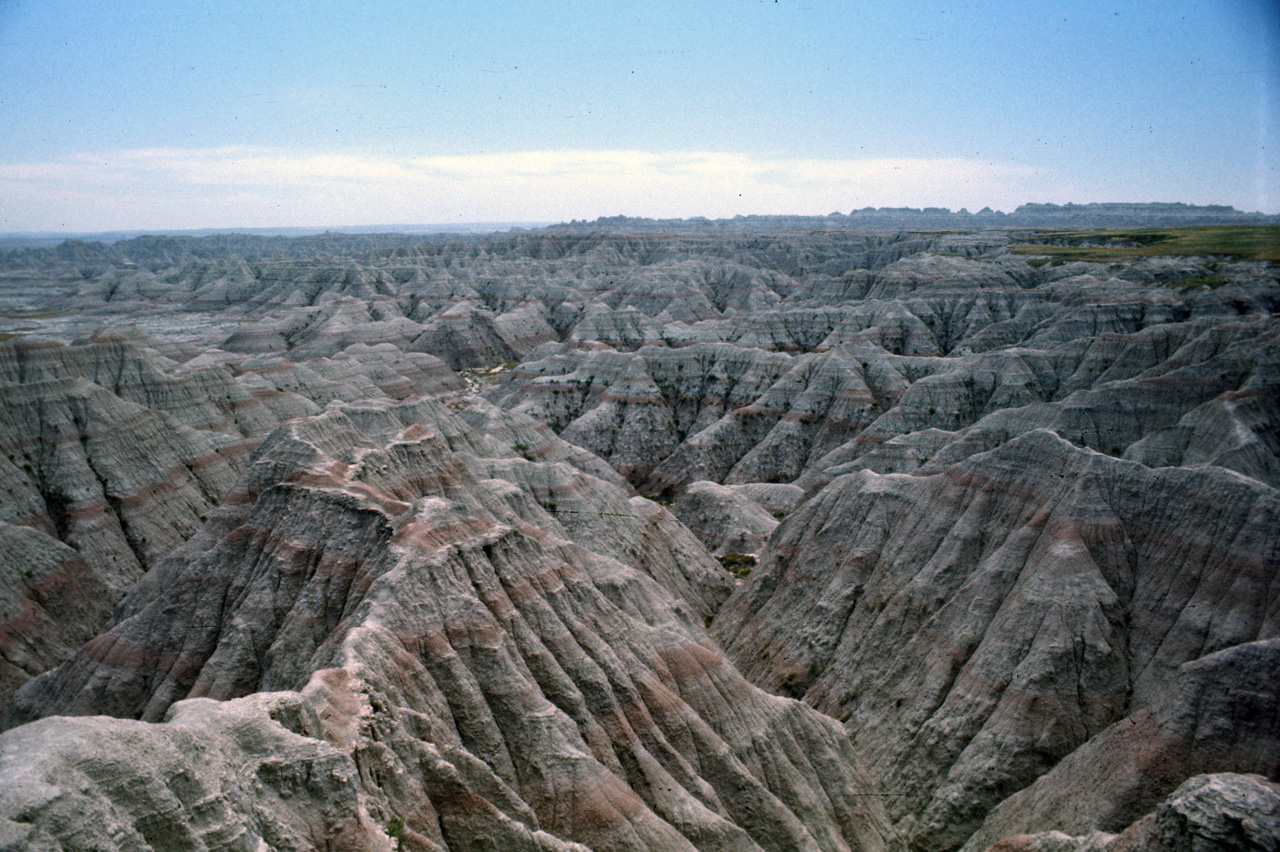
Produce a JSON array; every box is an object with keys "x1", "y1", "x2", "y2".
[
  {"x1": 3, "y1": 398, "x2": 898, "y2": 852},
  {"x1": 672, "y1": 480, "x2": 781, "y2": 557},
  {"x1": 0, "y1": 524, "x2": 113, "y2": 711},
  {"x1": 0, "y1": 332, "x2": 463, "y2": 705},
  {"x1": 975, "y1": 773, "x2": 1280, "y2": 852},
  {"x1": 0, "y1": 341, "x2": 250, "y2": 705},
  {"x1": 713, "y1": 429, "x2": 1278, "y2": 852},
  {"x1": 9, "y1": 231, "x2": 1276, "y2": 504},
  {"x1": 0, "y1": 692, "x2": 377, "y2": 851}
]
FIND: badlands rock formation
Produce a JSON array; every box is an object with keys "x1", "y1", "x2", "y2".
[
  {"x1": 0, "y1": 329, "x2": 462, "y2": 703},
  {"x1": 713, "y1": 431, "x2": 1278, "y2": 851},
  {"x1": 0, "y1": 223, "x2": 1275, "y2": 851},
  {"x1": 671, "y1": 481, "x2": 780, "y2": 557},
  {"x1": 5, "y1": 397, "x2": 895, "y2": 852},
  {"x1": 977, "y1": 773, "x2": 1280, "y2": 852}
]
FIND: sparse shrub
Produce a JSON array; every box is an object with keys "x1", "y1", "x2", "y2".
[
  {"x1": 778, "y1": 671, "x2": 808, "y2": 699},
  {"x1": 387, "y1": 814, "x2": 405, "y2": 848},
  {"x1": 718, "y1": 552, "x2": 756, "y2": 578}
]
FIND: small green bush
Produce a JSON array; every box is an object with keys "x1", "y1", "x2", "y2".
[
  {"x1": 718, "y1": 552, "x2": 756, "y2": 578},
  {"x1": 387, "y1": 814, "x2": 405, "y2": 848}
]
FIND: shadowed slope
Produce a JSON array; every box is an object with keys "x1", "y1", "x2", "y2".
[{"x1": 713, "y1": 429, "x2": 1279, "y2": 852}]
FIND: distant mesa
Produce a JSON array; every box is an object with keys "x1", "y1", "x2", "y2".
[{"x1": 546, "y1": 202, "x2": 1280, "y2": 235}]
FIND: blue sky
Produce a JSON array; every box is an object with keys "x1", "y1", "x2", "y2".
[{"x1": 1, "y1": 0, "x2": 1276, "y2": 231}]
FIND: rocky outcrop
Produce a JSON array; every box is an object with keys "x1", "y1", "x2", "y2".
[
  {"x1": 977, "y1": 774, "x2": 1280, "y2": 852},
  {"x1": 726, "y1": 482, "x2": 806, "y2": 517},
  {"x1": 488, "y1": 341, "x2": 907, "y2": 492},
  {"x1": 804, "y1": 317, "x2": 1280, "y2": 492},
  {"x1": 0, "y1": 336, "x2": 273, "y2": 437},
  {"x1": 672, "y1": 480, "x2": 780, "y2": 556},
  {"x1": 1129, "y1": 773, "x2": 1280, "y2": 852},
  {"x1": 0, "y1": 374, "x2": 243, "y2": 591},
  {"x1": 496, "y1": 308, "x2": 1279, "y2": 496},
  {"x1": 960, "y1": 642, "x2": 1280, "y2": 851},
  {"x1": 285, "y1": 297, "x2": 427, "y2": 358},
  {"x1": 0, "y1": 524, "x2": 114, "y2": 708},
  {"x1": 0, "y1": 349, "x2": 255, "y2": 702},
  {"x1": 0, "y1": 692, "x2": 380, "y2": 851},
  {"x1": 410, "y1": 301, "x2": 522, "y2": 369},
  {"x1": 0, "y1": 334, "x2": 466, "y2": 706},
  {"x1": 1125, "y1": 384, "x2": 1280, "y2": 489},
  {"x1": 232, "y1": 344, "x2": 463, "y2": 408}
]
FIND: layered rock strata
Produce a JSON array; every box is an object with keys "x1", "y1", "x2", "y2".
[
  {"x1": 3, "y1": 398, "x2": 898, "y2": 852},
  {"x1": 0, "y1": 334, "x2": 463, "y2": 702},
  {"x1": 713, "y1": 429, "x2": 1279, "y2": 852}
]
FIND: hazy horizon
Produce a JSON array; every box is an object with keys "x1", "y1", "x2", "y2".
[
  {"x1": 3, "y1": 201, "x2": 1277, "y2": 244},
  {"x1": 2, "y1": 1, "x2": 1277, "y2": 232}
]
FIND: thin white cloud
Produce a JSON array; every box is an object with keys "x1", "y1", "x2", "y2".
[{"x1": 0, "y1": 146, "x2": 1052, "y2": 231}]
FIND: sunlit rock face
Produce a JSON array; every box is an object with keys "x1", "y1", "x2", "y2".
[
  {"x1": 0, "y1": 225, "x2": 1276, "y2": 851},
  {"x1": 0, "y1": 331, "x2": 465, "y2": 706},
  {"x1": 3, "y1": 398, "x2": 897, "y2": 852}
]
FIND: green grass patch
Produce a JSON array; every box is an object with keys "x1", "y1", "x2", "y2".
[
  {"x1": 1010, "y1": 225, "x2": 1280, "y2": 263},
  {"x1": 1173, "y1": 273, "x2": 1231, "y2": 290}
]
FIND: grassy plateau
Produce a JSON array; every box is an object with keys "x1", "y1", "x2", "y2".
[{"x1": 1008, "y1": 225, "x2": 1280, "y2": 264}]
